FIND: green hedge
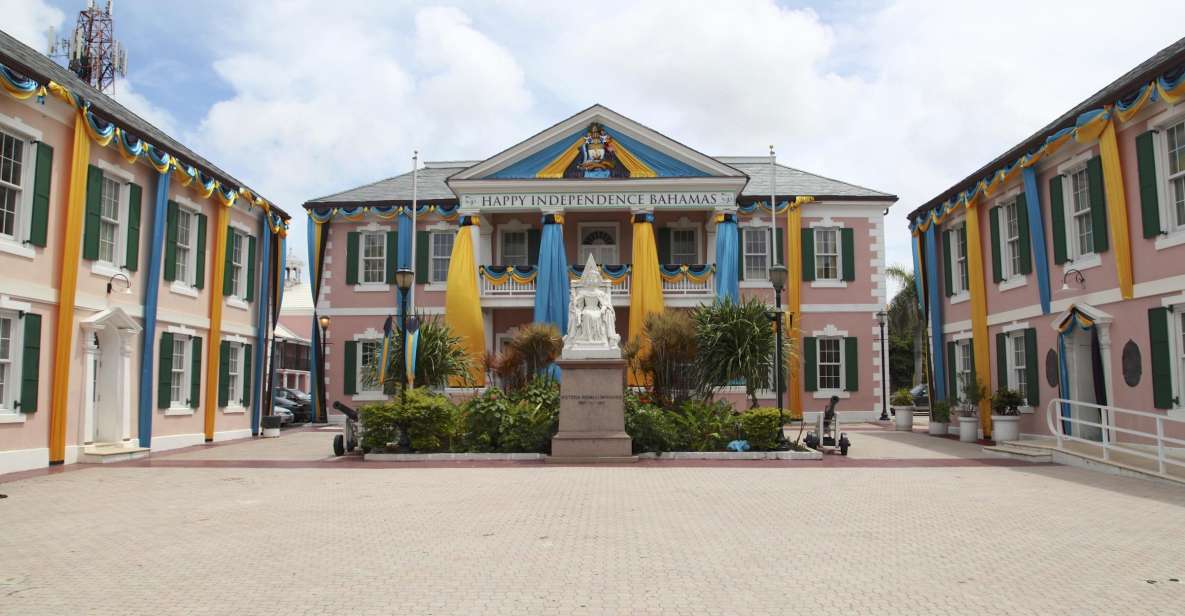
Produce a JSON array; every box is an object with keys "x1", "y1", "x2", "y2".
[{"x1": 358, "y1": 388, "x2": 458, "y2": 453}]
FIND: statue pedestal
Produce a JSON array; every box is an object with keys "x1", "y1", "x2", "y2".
[{"x1": 547, "y1": 358, "x2": 636, "y2": 463}]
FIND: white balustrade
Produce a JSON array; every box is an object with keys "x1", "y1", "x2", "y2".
[
  {"x1": 478, "y1": 266, "x2": 714, "y2": 298},
  {"x1": 1045, "y1": 398, "x2": 1185, "y2": 479}
]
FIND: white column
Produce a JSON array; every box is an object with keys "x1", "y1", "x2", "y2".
[
  {"x1": 120, "y1": 331, "x2": 136, "y2": 443},
  {"x1": 80, "y1": 326, "x2": 100, "y2": 446}
]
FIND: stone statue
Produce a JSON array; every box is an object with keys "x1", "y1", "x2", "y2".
[{"x1": 562, "y1": 254, "x2": 621, "y2": 359}]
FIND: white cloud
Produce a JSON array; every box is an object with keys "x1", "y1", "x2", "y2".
[{"x1": 0, "y1": 0, "x2": 62, "y2": 51}]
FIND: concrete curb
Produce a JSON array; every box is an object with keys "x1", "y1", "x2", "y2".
[{"x1": 364, "y1": 452, "x2": 547, "y2": 461}]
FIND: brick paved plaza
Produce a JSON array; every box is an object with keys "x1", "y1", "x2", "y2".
[{"x1": 2, "y1": 426, "x2": 1184, "y2": 615}]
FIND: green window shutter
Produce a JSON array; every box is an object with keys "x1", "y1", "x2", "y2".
[
  {"x1": 245, "y1": 235, "x2": 256, "y2": 302},
  {"x1": 18, "y1": 313, "x2": 41, "y2": 412},
  {"x1": 1024, "y1": 328, "x2": 1039, "y2": 406},
  {"x1": 989, "y1": 206, "x2": 1003, "y2": 282},
  {"x1": 843, "y1": 336, "x2": 858, "y2": 392},
  {"x1": 996, "y1": 332, "x2": 1008, "y2": 390},
  {"x1": 803, "y1": 337, "x2": 817, "y2": 391},
  {"x1": 223, "y1": 230, "x2": 236, "y2": 296},
  {"x1": 190, "y1": 336, "x2": 202, "y2": 408},
  {"x1": 194, "y1": 213, "x2": 207, "y2": 289},
  {"x1": 774, "y1": 227, "x2": 785, "y2": 266},
  {"x1": 385, "y1": 231, "x2": 398, "y2": 284},
  {"x1": 125, "y1": 182, "x2": 142, "y2": 271},
  {"x1": 800, "y1": 228, "x2": 814, "y2": 281},
  {"x1": 968, "y1": 339, "x2": 977, "y2": 389},
  {"x1": 1136, "y1": 131, "x2": 1162, "y2": 238},
  {"x1": 344, "y1": 341, "x2": 358, "y2": 395},
  {"x1": 1016, "y1": 194, "x2": 1032, "y2": 275},
  {"x1": 655, "y1": 228, "x2": 672, "y2": 265},
  {"x1": 164, "y1": 201, "x2": 178, "y2": 282},
  {"x1": 527, "y1": 229, "x2": 541, "y2": 266},
  {"x1": 946, "y1": 341, "x2": 958, "y2": 403},
  {"x1": 942, "y1": 230, "x2": 953, "y2": 296},
  {"x1": 242, "y1": 344, "x2": 253, "y2": 407},
  {"x1": 840, "y1": 227, "x2": 855, "y2": 281},
  {"x1": 218, "y1": 341, "x2": 230, "y2": 407},
  {"x1": 1049, "y1": 176, "x2": 1068, "y2": 264},
  {"x1": 1086, "y1": 156, "x2": 1108, "y2": 253},
  {"x1": 82, "y1": 165, "x2": 103, "y2": 260},
  {"x1": 158, "y1": 333, "x2": 172, "y2": 409},
  {"x1": 1149, "y1": 307, "x2": 1174, "y2": 409},
  {"x1": 415, "y1": 231, "x2": 430, "y2": 284},
  {"x1": 28, "y1": 142, "x2": 52, "y2": 247},
  {"x1": 346, "y1": 231, "x2": 359, "y2": 285}
]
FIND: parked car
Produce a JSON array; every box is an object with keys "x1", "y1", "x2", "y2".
[
  {"x1": 278, "y1": 388, "x2": 311, "y2": 404},
  {"x1": 270, "y1": 405, "x2": 295, "y2": 426},
  {"x1": 910, "y1": 384, "x2": 929, "y2": 409},
  {"x1": 271, "y1": 396, "x2": 298, "y2": 425},
  {"x1": 273, "y1": 389, "x2": 312, "y2": 423}
]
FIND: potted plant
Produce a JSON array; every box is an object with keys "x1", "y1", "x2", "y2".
[
  {"x1": 891, "y1": 388, "x2": 914, "y2": 431},
  {"x1": 958, "y1": 378, "x2": 986, "y2": 443},
  {"x1": 990, "y1": 387, "x2": 1025, "y2": 443},
  {"x1": 261, "y1": 414, "x2": 283, "y2": 438},
  {"x1": 928, "y1": 400, "x2": 950, "y2": 435}
]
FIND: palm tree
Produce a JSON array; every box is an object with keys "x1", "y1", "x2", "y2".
[{"x1": 885, "y1": 265, "x2": 925, "y2": 387}]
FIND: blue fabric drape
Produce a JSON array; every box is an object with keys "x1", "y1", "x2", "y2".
[
  {"x1": 924, "y1": 225, "x2": 947, "y2": 402},
  {"x1": 534, "y1": 216, "x2": 569, "y2": 333},
  {"x1": 714, "y1": 217, "x2": 740, "y2": 303},
  {"x1": 1057, "y1": 334, "x2": 1072, "y2": 434},
  {"x1": 306, "y1": 216, "x2": 321, "y2": 422},
  {"x1": 1022, "y1": 167, "x2": 1052, "y2": 315},
  {"x1": 136, "y1": 171, "x2": 170, "y2": 448},
  {"x1": 251, "y1": 214, "x2": 272, "y2": 435}
]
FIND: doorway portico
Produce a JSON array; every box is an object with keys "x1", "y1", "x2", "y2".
[{"x1": 78, "y1": 307, "x2": 146, "y2": 460}]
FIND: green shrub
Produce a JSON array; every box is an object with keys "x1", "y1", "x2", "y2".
[
  {"x1": 991, "y1": 387, "x2": 1025, "y2": 416},
  {"x1": 459, "y1": 377, "x2": 559, "y2": 453},
  {"x1": 624, "y1": 390, "x2": 677, "y2": 453},
  {"x1": 738, "y1": 407, "x2": 784, "y2": 451},
  {"x1": 891, "y1": 388, "x2": 914, "y2": 406},
  {"x1": 930, "y1": 400, "x2": 951, "y2": 423},
  {"x1": 460, "y1": 387, "x2": 511, "y2": 452},
  {"x1": 358, "y1": 388, "x2": 458, "y2": 453},
  {"x1": 670, "y1": 399, "x2": 738, "y2": 451}
]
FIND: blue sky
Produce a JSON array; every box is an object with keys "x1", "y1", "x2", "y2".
[{"x1": 7, "y1": 0, "x2": 1185, "y2": 289}]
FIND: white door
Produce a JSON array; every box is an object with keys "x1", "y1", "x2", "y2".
[
  {"x1": 1066, "y1": 329, "x2": 1102, "y2": 442},
  {"x1": 94, "y1": 329, "x2": 123, "y2": 444},
  {"x1": 579, "y1": 226, "x2": 618, "y2": 265}
]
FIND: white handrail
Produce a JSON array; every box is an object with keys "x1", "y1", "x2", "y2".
[{"x1": 1045, "y1": 398, "x2": 1185, "y2": 478}]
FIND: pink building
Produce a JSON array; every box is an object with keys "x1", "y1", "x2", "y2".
[
  {"x1": 302, "y1": 106, "x2": 896, "y2": 422},
  {"x1": 909, "y1": 37, "x2": 1185, "y2": 444}
]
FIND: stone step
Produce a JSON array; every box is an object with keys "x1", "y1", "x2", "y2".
[
  {"x1": 981, "y1": 444, "x2": 1053, "y2": 463},
  {"x1": 78, "y1": 445, "x2": 150, "y2": 464}
]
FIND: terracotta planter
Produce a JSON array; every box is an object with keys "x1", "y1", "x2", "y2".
[
  {"x1": 991, "y1": 415, "x2": 1021, "y2": 443},
  {"x1": 958, "y1": 416, "x2": 979, "y2": 442},
  {"x1": 928, "y1": 421, "x2": 948, "y2": 435},
  {"x1": 892, "y1": 406, "x2": 914, "y2": 431}
]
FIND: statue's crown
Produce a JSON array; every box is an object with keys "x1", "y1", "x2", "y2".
[{"x1": 580, "y1": 254, "x2": 604, "y2": 285}]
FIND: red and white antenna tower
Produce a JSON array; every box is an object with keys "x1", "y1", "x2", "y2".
[{"x1": 47, "y1": 1, "x2": 128, "y2": 94}]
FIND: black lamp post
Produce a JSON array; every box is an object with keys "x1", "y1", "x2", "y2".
[
  {"x1": 318, "y1": 314, "x2": 330, "y2": 423},
  {"x1": 769, "y1": 265, "x2": 791, "y2": 450},
  {"x1": 876, "y1": 309, "x2": 889, "y2": 421},
  {"x1": 394, "y1": 267, "x2": 415, "y2": 408}
]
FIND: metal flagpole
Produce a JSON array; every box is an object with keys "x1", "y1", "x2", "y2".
[
  {"x1": 769, "y1": 145, "x2": 777, "y2": 268},
  {"x1": 410, "y1": 150, "x2": 419, "y2": 311}
]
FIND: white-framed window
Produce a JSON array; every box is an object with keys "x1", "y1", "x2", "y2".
[
  {"x1": 229, "y1": 231, "x2": 245, "y2": 297},
  {"x1": 98, "y1": 176, "x2": 122, "y2": 264},
  {"x1": 358, "y1": 339, "x2": 382, "y2": 392},
  {"x1": 0, "y1": 312, "x2": 16, "y2": 415},
  {"x1": 670, "y1": 228, "x2": 698, "y2": 265},
  {"x1": 742, "y1": 227, "x2": 769, "y2": 280},
  {"x1": 175, "y1": 208, "x2": 193, "y2": 285},
  {"x1": 1007, "y1": 332, "x2": 1027, "y2": 401},
  {"x1": 501, "y1": 230, "x2": 528, "y2": 266},
  {"x1": 0, "y1": 129, "x2": 26, "y2": 240},
  {"x1": 815, "y1": 227, "x2": 839, "y2": 280},
  {"x1": 578, "y1": 224, "x2": 618, "y2": 265},
  {"x1": 1177, "y1": 311, "x2": 1185, "y2": 409},
  {"x1": 361, "y1": 231, "x2": 386, "y2": 284},
  {"x1": 949, "y1": 223, "x2": 968, "y2": 294},
  {"x1": 818, "y1": 337, "x2": 843, "y2": 390},
  {"x1": 430, "y1": 231, "x2": 453, "y2": 283},
  {"x1": 1002, "y1": 199, "x2": 1022, "y2": 279},
  {"x1": 170, "y1": 334, "x2": 190, "y2": 408},
  {"x1": 226, "y1": 341, "x2": 243, "y2": 405},
  {"x1": 1164, "y1": 120, "x2": 1185, "y2": 232},
  {"x1": 1067, "y1": 165, "x2": 1095, "y2": 258},
  {"x1": 955, "y1": 339, "x2": 973, "y2": 399}
]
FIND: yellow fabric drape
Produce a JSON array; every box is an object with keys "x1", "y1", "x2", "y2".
[
  {"x1": 628, "y1": 216, "x2": 665, "y2": 385},
  {"x1": 784, "y1": 196, "x2": 813, "y2": 418},
  {"x1": 536, "y1": 138, "x2": 584, "y2": 179},
  {"x1": 204, "y1": 204, "x2": 231, "y2": 441},
  {"x1": 48, "y1": 111, "x2": 91, "y2": 463},
  {"x1": 610, "y1": 143, "x2": 657, "y2": 178},
  {"x1": 1097, "y1": 120, "x2": 1134, "y2": 300},
  {"x1": 965, "y1": 198, "x2": 993, "y2": 438},
  {"x1": 445, "y1": 222, "x2": 486, "y2": 386}
]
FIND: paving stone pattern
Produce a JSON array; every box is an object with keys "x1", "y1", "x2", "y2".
[{"x1": 2, "y1": 457, "x2": 1184, "y2": 615}]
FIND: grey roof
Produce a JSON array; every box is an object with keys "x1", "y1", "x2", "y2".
[
  {"x1": 718, "y1": 157, "x2": 896, "y2": 201},
  {"x1": 910, "y1": 34, "x2": 1185, "y2": 220},
  {"x1": 305, "y1": 157, "x2": 896, "y2": 208},
  {"x1": 0, "y1": 29, "x2": 289, "y2": 219}
]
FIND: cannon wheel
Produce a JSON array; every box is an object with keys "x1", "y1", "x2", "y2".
[{"x1": 333, "y1": 434, "x2": 345, "y2": 457}]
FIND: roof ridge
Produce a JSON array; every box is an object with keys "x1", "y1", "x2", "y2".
[
  {"x1": 305, "y1": 170, "x2": 413, "y2": 204},
  {"x1": 775, "y1": 163, "x2": 894, "y2": 198}
]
